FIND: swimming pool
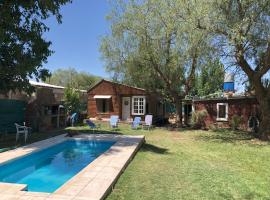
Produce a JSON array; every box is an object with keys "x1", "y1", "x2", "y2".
[{"x1": 0, "y1": 140, "x2": 115, "y2": 193}]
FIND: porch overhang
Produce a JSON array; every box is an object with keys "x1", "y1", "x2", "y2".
[{"x1": 93, "y1": 95, "x2": 112, "y2": 99}]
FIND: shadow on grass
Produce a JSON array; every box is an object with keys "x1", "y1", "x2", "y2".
[
  {"x1": 195, "y1": 129, "x2": 256, "y2": 144},
  {"x1": 68, "y1": 129, "x2": 124, "y2": 135},
  {"x1": 140, "y1": 143, "x2": 169, "y2": 154},
  {"x1": 0, "y1": 129, "x2": 65, "y2": 151},
  {"x1": 219, "y1": 187, "x2": 266, "y2": 200}
]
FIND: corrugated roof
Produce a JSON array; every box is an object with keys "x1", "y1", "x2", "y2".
[
  {"x1": 192, "y1": 96, "x2": 256, "y2": 102},
  {"x1": 29, "y1": 81, "x2": 87, "y2": 93},
  {"x1": 29, "y1": 81, "x2": 65, "y2": 89}
]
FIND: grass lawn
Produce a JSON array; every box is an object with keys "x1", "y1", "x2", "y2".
[
  {"x1": 71, "y1": 122, "x2": 270, "y2": 200},
  {"x1": 0, "y1": 129, "x2": 65, "y2": 151}
]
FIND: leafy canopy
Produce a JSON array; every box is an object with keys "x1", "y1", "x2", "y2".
[
  {"x1": 101, "y1": 0, "x2": 213, "y2": 102},
  {"x1": 46, "y1": 68, "x2": 101, "y2": 90},
  {"x1": 0, "y1": 0, "x2": 71, "y2": 94},
  {"x1": 188, "y1": 0, "x2": 270, "y2": 90},
  {"x1": 192, "y1": 59, "x2": 225, "y2": 97},
  {"x1": 186, "y1": 0, "x2": 270, "y2": 137},
  {"x1": 63, "y1": 87, "x2": 81, "y2": 114}
]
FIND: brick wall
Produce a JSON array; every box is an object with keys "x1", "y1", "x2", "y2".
[
  {"x1": 194, "y1": 98, "x2": 259, "y2": 130},
  {"x1": 25, "y1": 87, "x2": 60, "y2": 131}
]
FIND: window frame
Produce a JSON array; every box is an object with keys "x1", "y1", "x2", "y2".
[
  {"x1": 216, "y1": 103, "x2": 228, "y2": 121},
  {"x1": 132, "y1": 96, "x2": 146, "y2": 115},
  {"x1": 96, "y1": 99, "x2": 111, "y2": 113}
]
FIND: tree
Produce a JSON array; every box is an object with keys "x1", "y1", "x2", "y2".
[
  {"x1": 188, "y1": 0, "x2": 270, "y2": 139},
  {"x1": 192, "y1": 59, "x2": 225, "y2": 97},
  {"x1": 100, "y1": 0, "x2": 212, "y2": 126},
  {"x1": 0, "y1": 0, "x2": 71, "y2": 95},
  {"x1": 63, "y1": 87, "x2": 81, "y2": 114},
  {"x1": 46, "y1": 68, "x2": 100, "y2": 90}
]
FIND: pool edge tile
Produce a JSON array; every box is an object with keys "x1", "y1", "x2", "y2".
[{"x1": 0, "y1": 134, "x2": 145, "y2": 200}]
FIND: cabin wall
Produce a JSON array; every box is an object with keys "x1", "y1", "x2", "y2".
[
  {"x1": 87, "y1": 80, "x2": 165, "y2": 120},
  {"x1": 193, "y1": 98, "x2": 259, "y2": 130},
  {"x1": 88, "y1": 94, "x2": 120, "y2": 119}
]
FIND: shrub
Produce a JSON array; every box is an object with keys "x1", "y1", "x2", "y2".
[
  {"x1": 191, "y1": 109, "x2": 208, "y2": 129},
  {"x1": 231, "y1": 115, "x2": 243, "y2": 130},
  {"x1": 64, "y1": 87, "x2": 81, "y2": 114},
  {"x1": 208, "y1": 124, "x2": 218, "y2": 131}
]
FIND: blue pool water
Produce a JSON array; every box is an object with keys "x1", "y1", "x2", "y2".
[{"x1": 0, "y1": 140, "x2": 114, "y2": 193}]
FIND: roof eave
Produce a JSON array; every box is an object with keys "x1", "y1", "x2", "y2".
[{"x1": 87, "y1": 79, "x2": 146, "y2": 93}]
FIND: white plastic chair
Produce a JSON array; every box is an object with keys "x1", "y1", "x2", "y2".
[
  {"x1": 143, "y1": 115, "x2": 153, "y2": 130},
  {"x1": 131, "y1": 117, "x2": 142, "y2": 129},
  {"x1": 14, "y1": 123, "x2": 30, "y2": 143},
  {"x1": 110, "y1": 115, "x2": 119, "y2": 128}
]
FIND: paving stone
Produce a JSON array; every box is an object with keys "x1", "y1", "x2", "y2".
[{"x1": 0, "y1": 134, "x2": 144, "y2": 200}]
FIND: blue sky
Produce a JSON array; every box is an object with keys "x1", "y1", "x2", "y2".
[{"x1": 43, "y1": 0, "x2": 110, "y2": 78}]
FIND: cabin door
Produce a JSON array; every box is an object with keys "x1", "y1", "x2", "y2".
[{"x1": 122, "y1": 97, "x2": 131, "y2": 121}]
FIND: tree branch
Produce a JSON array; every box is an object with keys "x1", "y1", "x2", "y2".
[
  {"x1": 235, "y1": 44, "x2": 267, "y2": 96},
  {"x1": 185, "y1": 48, "x2": 198, "y2": 94},
  {"x1": 258, "y1": 41, "x2": 270, "y2": 77},
  {"x1": 235, "y1": 44, "x2": 254, "y2": 78},
  {"x1": 196, "y1": 19, "x2": 229, "y2": 37},
  {"x1": 236, "y1": 0, "x2": 244, "y2": 18}
]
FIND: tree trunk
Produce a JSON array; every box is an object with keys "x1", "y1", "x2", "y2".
[
  {"x1": 175, "y1": 100, "x2": 183, "y2": 127},
  {"x1": 256, "y1": 96, "x2": 270, "y2": 140},
  {"x1": 235, "y1": 44, "x2": 270, "y2": 140}
]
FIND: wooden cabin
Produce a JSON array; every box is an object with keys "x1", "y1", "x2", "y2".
[{"x1": 87, "y1": 79, "x2": 165, "y2": 121}]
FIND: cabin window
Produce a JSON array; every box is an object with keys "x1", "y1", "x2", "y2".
[
  {"x1": 217, "y1": 103, "x2": 228, "y2": 121},
  {"x1": 132, "y1": 96, "x2": 146, "y2": 115},
  {"x1": 96, "y1": 99, "x2": 111, "y2": 113}
]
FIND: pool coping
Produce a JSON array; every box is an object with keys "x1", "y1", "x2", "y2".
[{"x1": 0, "y1": 133, "x2": 145, "y2": 200}]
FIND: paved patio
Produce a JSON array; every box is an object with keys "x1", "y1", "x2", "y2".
[{"x1": 0, "y1": 133, "x2": 145, "y2": 200}]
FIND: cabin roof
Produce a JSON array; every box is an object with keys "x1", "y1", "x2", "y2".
[
  {"x1": 192, "y1": 95, "x2": 256, "y2": 102},
  {"x1": 87, "y1": 79, "x2": 145, "y2": 93}
]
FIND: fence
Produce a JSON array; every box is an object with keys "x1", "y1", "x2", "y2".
[{"x1": 0, "y1": 99, "x2": 26, "y2": 133}]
